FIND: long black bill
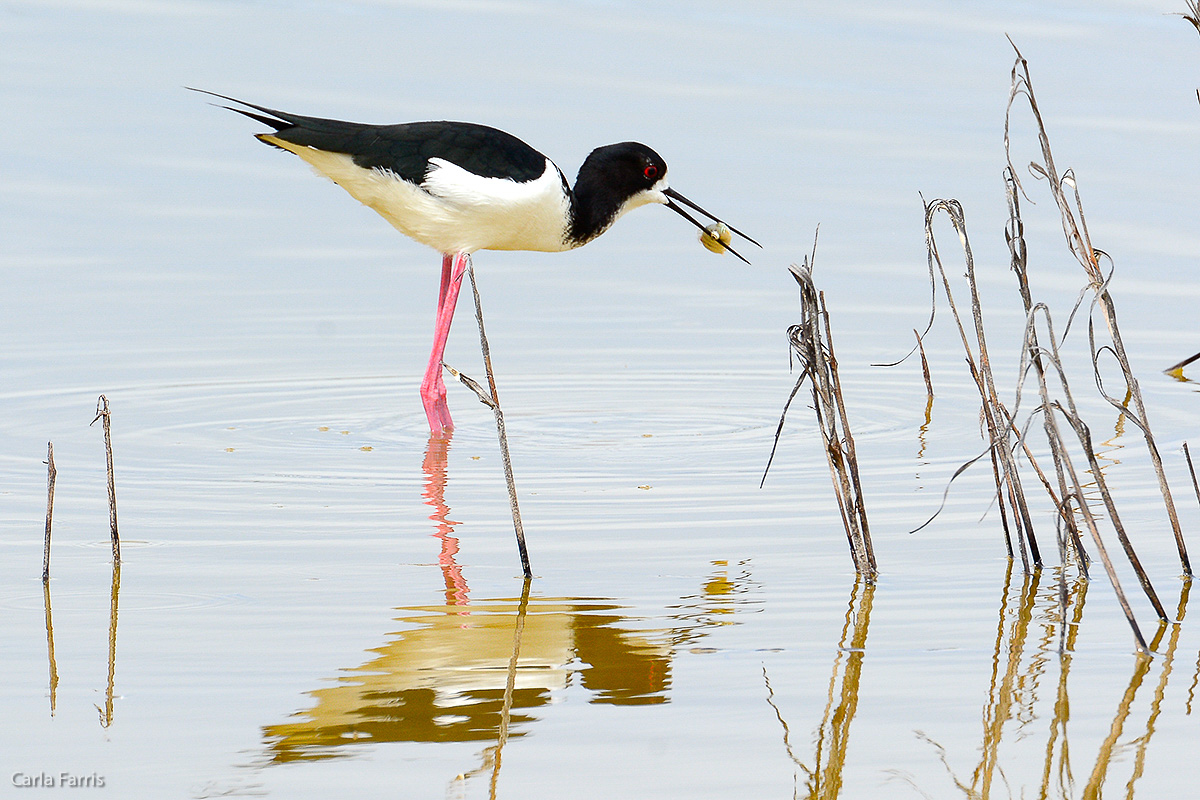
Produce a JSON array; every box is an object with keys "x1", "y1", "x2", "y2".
[{"x1": 663, "y1": 187, "x2": 761, "y2": 265}]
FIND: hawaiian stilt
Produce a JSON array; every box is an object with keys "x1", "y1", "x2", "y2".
[{"x1": 194, "y1": 90, "x2": 760, "y2": 433}]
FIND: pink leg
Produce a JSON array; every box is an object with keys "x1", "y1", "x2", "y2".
[
  {"x1": 436, "y1": 251, "x2": 452, "y2": 309},
  {"x1": 420, "y1": 252, "x2": 468, "y2": 433}
]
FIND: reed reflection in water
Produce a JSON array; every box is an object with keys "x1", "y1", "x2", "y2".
[
  {"x1": 911, "y1": 565, "x2": 1193, "y2": 799},
  {"x1": 761, "y1": 565, "x2": 1199, "y2": 799},
  {"x1": 765, "y1": 576, "x2": 875, "y2": 800}
]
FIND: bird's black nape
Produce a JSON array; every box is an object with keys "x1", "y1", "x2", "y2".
[{"x1": 662, "y1": 187, "x2": 761, "y2": 265}]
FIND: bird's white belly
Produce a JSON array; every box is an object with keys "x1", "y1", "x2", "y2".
[{"x1": 266, "y1": 138, "x2": 574, "y2": 255}]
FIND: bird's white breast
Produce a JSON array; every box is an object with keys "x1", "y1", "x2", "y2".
[{"x1": 264, "y1": 136, "x2": 574, "y2": 255}]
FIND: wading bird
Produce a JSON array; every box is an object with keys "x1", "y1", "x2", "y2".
[{"x1": 196, "y1": 90, "x2": 759, "y2": 433}]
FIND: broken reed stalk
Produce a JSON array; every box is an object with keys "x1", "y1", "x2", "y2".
[
  {"x1": 1184, "y1": 442, "x2": 1200, "y2": 508},
  {"x1": 43, "y1": 442, "x2": 57, "y2": 582},
  {"x1": 1005, "y1": 41, "x2": 1191, "y2": 577},
  {"x1": 444, "y1": 261, "x2": 532, "y2": 579},
  {"x1": 920, "y1": 199, "x2": 1040, "y2": 570},
  {"x1": 90, "y1": 395, "x2": 120, "y2": 565},
  {"x1": 764, "y1": 242, "x2": 876, "y2": 578}
]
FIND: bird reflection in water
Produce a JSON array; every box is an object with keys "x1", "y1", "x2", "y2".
[
  {"x1": 261, "y1": 432, "x2": 757, "y2": 768},
  {"x1": 260, "y1": 594, "x2": 676, "y2": 760}
]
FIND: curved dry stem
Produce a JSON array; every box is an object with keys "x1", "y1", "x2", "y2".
[{"x1": 1005, "y1": 41, "x2": 1189, "y2": 576}]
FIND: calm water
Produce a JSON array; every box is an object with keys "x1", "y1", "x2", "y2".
[{"x1": 3, "y1": 1, "x2": 1200, "y2": 797}]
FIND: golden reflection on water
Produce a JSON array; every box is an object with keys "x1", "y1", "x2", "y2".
[
  {"x1": 261, "y1": 593, "x2": 679, "y2": 760},
  {"x1": 99, "y1": 561, "x2": 120, "y2": 729},
  {"x1": 261, "y1": 433, "x2": 759, "y2": 768},
  {"x1": 42, "y1": 580, "x2": 58, "y2": 715},
  {"x1": 41, "y1": 557, "x2": 121, "y2": 727},
  {"x1": 258, "y1": 577, "x2": 758, "y2": 773},
  {"x1": 916, "y1": 392, "x2": 934, "y2": 484}
]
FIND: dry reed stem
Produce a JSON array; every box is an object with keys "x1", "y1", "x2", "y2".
[
  {"x1": 1184, "y1": 442, "x2": 1200, "y2": 509},
  {"x1": 916, "y1": 183, "x2": 1165, "y2": 644},
  {"x1": 43, "y1": 442, "x2": 56, "y2": 582},
  {"x1": 915, "y1": 329, "x2": 934, "y2": 403},
  {"x1": 1061, "y1": 409, "x2": 1165, "y2": 620},
  {"x1": 824, "y1": 297, "x2": 877, "y2": 576},
  {"x1": 1005, "y1": 169, "x2": 1089, "y2": 569},
  {"x1": 919, "y1": 199, "x2": 1039, "y2": 569},
  {"x1": 1013, "y1": 313, "x2": 1090, "y2": 575},
  {"x1": 899, "y1": 42, "x2": 1186, "y2": 651},
  {"x1": 445, "y1": 261, "x2": 532, "y2": 579},
  {"x1": 765, "y1": 237, "x2": 876, "y2": 577},
  {"x1": 1005, "y1": 41, "x2": 1190, "y2": 577},
  {"x1": 1054, "y1": 501, "x2": 1076, "y2": 652},
  {"x1": 90, "y1": 395, "x2": 120, "y2": 565},
  {"x1": 1013, "y1": 307, "x2": 1155, "y2": 647}
]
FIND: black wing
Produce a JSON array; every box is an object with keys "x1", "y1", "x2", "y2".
[{"x1": 191, "y1": 89, "x2": 550, "y2": 184}]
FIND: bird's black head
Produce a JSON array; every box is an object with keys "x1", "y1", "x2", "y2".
[
  {"x1": 569, "y1": 142, "x2": 670, "y2": 245},
  {"x1": 568, "y1": 141, "x2": 759, "y2": 261},
  {"x1": 580, "y1": 142, "x2": 668, "y2": 191}
]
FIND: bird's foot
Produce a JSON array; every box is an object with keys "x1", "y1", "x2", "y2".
[{"x1": 421, "y1": 376, "x2": 455, "y2": 435}]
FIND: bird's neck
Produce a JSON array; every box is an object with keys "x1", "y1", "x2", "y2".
[{"x1": 566, "y1": 175, "x2": 628, "y2": 247}]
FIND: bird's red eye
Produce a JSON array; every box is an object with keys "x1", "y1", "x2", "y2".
[{"x1": 643, "y1": 165, "x2": 658, "y2": 180}]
